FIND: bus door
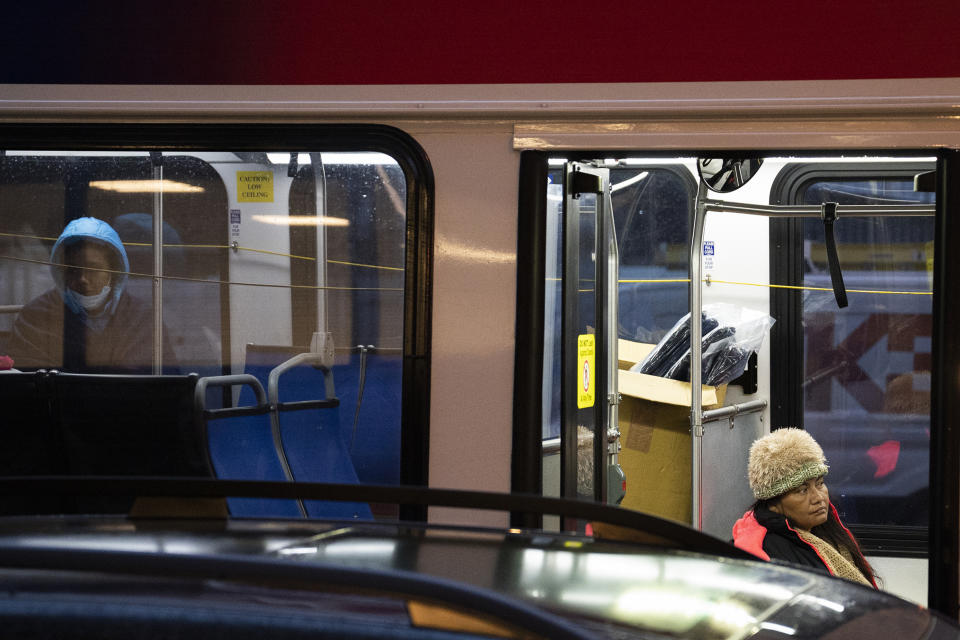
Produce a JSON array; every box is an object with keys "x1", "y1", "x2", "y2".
[{"x1": 557, "y1": 162, "x2": 624, "y2": 511}]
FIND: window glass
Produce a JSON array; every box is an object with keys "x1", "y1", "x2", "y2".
[
  {"x1": 613, "y1": 167, "x2": 692, "y2": 344},
  {"x1": 542, "y1": 166, "x2": 692, "y2": 440},
  {"x1": 799, "y1": 175, "x2": 934, "y2": 527},
  {"x1": 0, "y1": 150, "x2": 407, "y2": 515}
]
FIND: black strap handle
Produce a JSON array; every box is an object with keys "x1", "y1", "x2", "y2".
[{"x1": 821, "y1": 202, "x2": 848, "y2": 308}]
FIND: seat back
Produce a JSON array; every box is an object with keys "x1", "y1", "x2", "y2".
[
  {"x1": 0, "y1": 371, "x2": 208, "y2": 514},
  {"x1": 0, "y1": 372, "x2": 56, "y2": 476},
  {"x1": 240, "y1": 345, "x2": 372, "y2": 520},
  {"x1": 347, "y1": 348, "x2": 402, "y2": 486},
  {"x1": 244, "y1": 346, "x2": 402, "y2": 487},
  {"x1": 0, "y1": 371, "x2": 61, "y2": 513},
  {"x1": 197, "y1": 374, "x2": 303, "y2": 518},
  {"x1": 53, "y1": 373, "x2": 207, "y2": 478},
  {"x1": 266, "y1": 352, "x2": 371, "y2": 520}
]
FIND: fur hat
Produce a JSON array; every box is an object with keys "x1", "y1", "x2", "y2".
[{"x1": 748, "y1": 428, "x2": 829, "y2": 500}]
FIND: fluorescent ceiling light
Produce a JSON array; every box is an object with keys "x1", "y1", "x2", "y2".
[
  {"x1": 266, "y1": 152, "x2": 312, "y2": 165},
  {"x1": 764, "y1": 155, "x2": 936, "y2": 163},
  {"x1": 547, "y1": 157, "x2": 696, "y2": 167},
  {"x1": 622, "y1": 158, "x2": 697, "y2": 165},
  {"x1": 265, "y1": 152, "x2": 399, "y2": 166},
  {"x1": 252, "y1": 214, "x2": 349, "y2": 227},
  {"x1": 88, "y1": 180, "x2": 204, "y2": 193},
  {"x1": 8, "y1": 150, "x2": 150, "y2": 157}
]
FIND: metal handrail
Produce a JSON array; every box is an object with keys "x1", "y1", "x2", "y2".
[
  {"x1": 265, "y1": 352, "x2": 341, "y2": 519},
  {"x1": 702, "y1": 399, "x2": 768, "y2": 424}
]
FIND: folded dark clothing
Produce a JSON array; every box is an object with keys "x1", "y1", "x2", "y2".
[
  {"x1": 640, "y1": 313, "x2": 719, "y2": 377},
  {"x1": 666, "y1": 325, "x2": 737, "y2": 382},
  {"x1": 705, "y1": 346, "x2": 750, "y2": 386}
]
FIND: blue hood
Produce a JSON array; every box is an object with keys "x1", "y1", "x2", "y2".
[{"x1": 50, "y1": 217, "x2": 130, "y2": 316}]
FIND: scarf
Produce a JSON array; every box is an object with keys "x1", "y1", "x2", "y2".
[{"x1": 795, "y1": 529, "x2": 872, "y2": 587}]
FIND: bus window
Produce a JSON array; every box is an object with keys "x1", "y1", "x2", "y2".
[
  {"x1": 0, "y1": 144, "x2": 420, "y2": 516},
  {"x1": 780, "y1": 164, "x2": 935, "y2": 530},
  {"x1": 542, "y1": 164, "x2": 694, "y2": 441},
  {"x1": 612, "y1": 165, "x2": 695, "y2": 344},
  {"x1": 0, "y1": 153, "x2": 227, "y2": 376}
]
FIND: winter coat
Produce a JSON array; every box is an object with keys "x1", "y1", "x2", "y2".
[
  {"x1": 732, "y1": 504, "x2": 877, "y2": 588},
  {"x1": 4, "y1": 217, "x2": 177, "y2": 373}
]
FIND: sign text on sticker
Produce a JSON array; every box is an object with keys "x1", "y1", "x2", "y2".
[
  {"x1": 703, "y1": 240, "x2": 715, "y2": 271},
  {"x1": 237, "y1": 171, "x2": 274, "y2": 203},
  {"x1": 230, "y1": 209, "x2": 241, "y2": 238},
  {"x1": 577, "y1": 334, "x2": 595, "y2": 409}
]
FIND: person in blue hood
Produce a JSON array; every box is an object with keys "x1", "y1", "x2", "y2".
[{"x1": 6, "y1": 217, "x2": 178, "y2": 373}]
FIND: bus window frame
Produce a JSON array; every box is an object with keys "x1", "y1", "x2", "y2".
[
  {"x1": 0, "y1": 123, "x2": 434, "y2": 520},
  {"x1": 769, "y1": 159, "x2": 937, "y2": 556},
  {"x1": 513, "y1": 153, "x2": 698, "y2": 519}
]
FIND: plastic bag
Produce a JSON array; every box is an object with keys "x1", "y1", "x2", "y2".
[
  {"x1": 632, "y1": 303, "x2": 774, "y2": 386},
  {"x1": 633, "y1": 313, "x2": 720, "y2": 378}
]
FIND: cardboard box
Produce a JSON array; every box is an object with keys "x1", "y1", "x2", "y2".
[{"x1": 615, "y1": 338, "x2": 725, "y2": 525}]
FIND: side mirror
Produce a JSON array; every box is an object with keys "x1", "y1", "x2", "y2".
[{"x1": 697, "y1": 158, "x2": 763, "y2": 192}]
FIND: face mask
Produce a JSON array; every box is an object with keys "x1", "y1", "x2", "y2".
[{"x1": 70, "y1": 285, "x2": 112, "y2": 312}]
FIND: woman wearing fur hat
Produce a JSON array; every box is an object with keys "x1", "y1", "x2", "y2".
[{"x1": 732, "y1": 428, "x2": 878, "y2": 588}]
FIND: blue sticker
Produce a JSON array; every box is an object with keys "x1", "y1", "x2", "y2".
[{"x1": 703, "y1": 240, "x2": 715, "y2": 256}]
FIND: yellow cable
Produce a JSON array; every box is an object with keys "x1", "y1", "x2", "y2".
[
  {"x1": 0, "y1": 255, "x2": 402, "y2": 293},
  {"x1": 707, "y1": 278, "x2": 932, "y2": 296},
  {"x1": 327, "y1": 258, "x2": 403, "y2": 272},
  {"x1": 0, "y1": 230, "x2": 58, "y2": 242},
  {"x1": 615, "y1": 277, "x2": 930, "y2": 296},
  {"x1": 0, "y1": 230, "x2": 402, "y2": 273},
  {"x1": 1, "y1": 230, "x2": 932, "y2": 296}
]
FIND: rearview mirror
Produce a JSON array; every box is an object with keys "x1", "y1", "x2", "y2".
[{"x1": 697, "y1": 158, "x2": 763, "y2": 192}]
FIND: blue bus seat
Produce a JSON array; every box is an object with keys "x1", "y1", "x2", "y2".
[
  {"x1": 276, "y1": 348, "x2": 401, "y2": 486},
  {"x1": 231, "y1": 346, "x2": 372, "y2": 519},
  {"x1": 344, "y1": 349, "x2": 402, "y2": 486},
  {"x1": 198, "y1": 374, "x2": 303, "y2": 518},
  {"x1": 263, "y1": 350, "x2": 371, "y2": 520},
  {"x1": 243, "y1": 346, "x2": 401, "y2": 489}
]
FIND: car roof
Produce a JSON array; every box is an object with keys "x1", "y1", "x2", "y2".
[{"x1": 0, "y1": 514, "x2": 946, "y2": 640}]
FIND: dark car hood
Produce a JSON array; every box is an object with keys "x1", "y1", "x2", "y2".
[{"x1": 0, "y1": 515, "x2": 950, "y2": 640}]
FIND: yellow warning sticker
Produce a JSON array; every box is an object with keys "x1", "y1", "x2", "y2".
[
  {"x1": 237, "y1": 171, "x2": 274, "y2": 203},
  {"x1": 577, "y1": 334, "x2": 595, "y2": 409}
]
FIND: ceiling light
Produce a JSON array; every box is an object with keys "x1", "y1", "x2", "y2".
[
  {"x1": 88, "y1": 180, "x2": 204, "y2": 193},
  {"x1": 252, "y1": 215, "x2": 350, "y2": 227}
]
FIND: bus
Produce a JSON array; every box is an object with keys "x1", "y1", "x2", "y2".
[{"x1": 1, "y1": 0, "x2": 960, "y2": 621}]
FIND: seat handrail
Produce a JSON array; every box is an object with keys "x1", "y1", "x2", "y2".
[
  {"x1": 266, "y1": 352, "x2": 337, "y2": 409},
  {"x1": 194, "y1": 374, "x2": 273, "y2": 490},
  {"x1": 265, "y1": 353, "x2": 340, "y2": 519},
  {"x1": 194, "y1": 374, "x2": 268, "y2": 417}
]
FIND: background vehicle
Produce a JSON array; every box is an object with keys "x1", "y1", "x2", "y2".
[
  {"x1": 2, "y1": 0, "x2": 960, "y2": 625},
  {"x1": 0, "y1": 481, "x2": 955, "y2": 640}
]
